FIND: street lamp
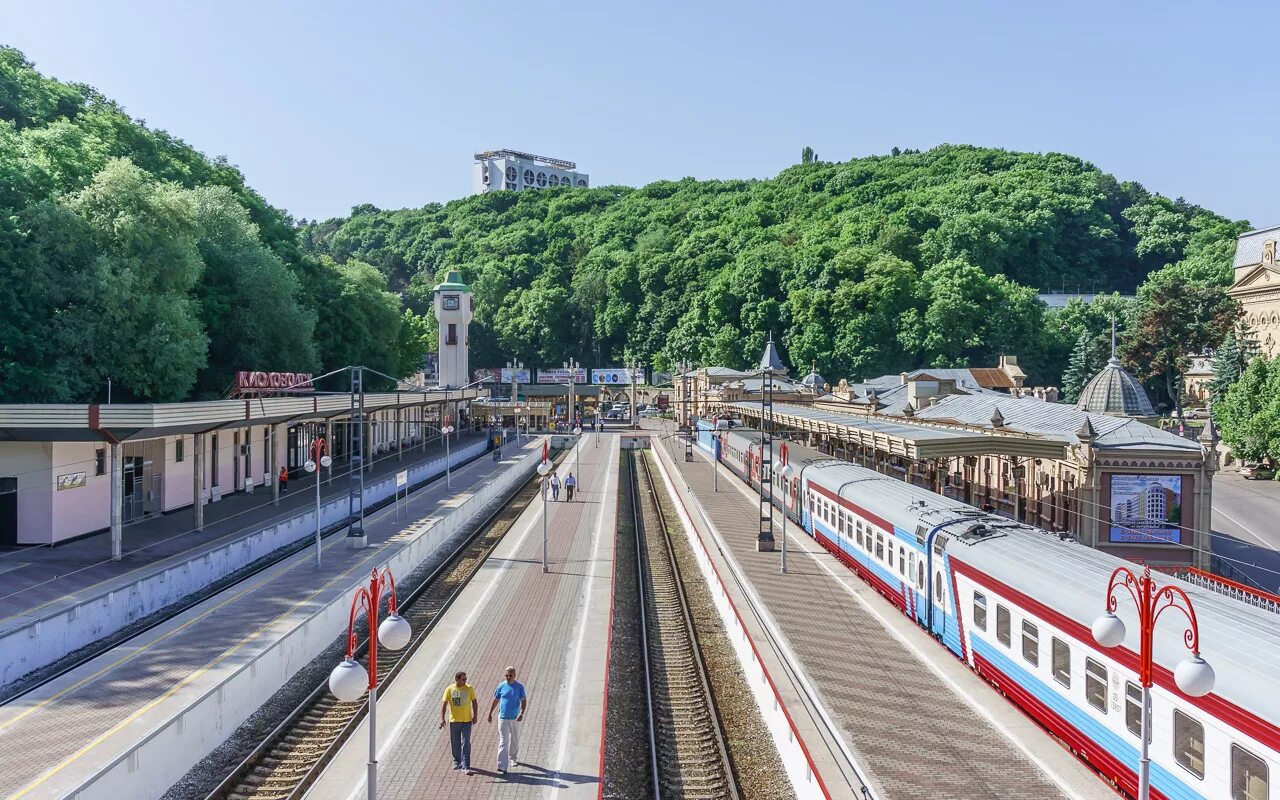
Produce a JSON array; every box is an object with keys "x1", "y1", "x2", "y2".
[
  {"x1": 778, "y1": 459, "x2": 794, "y2": 574},
  {"x1": 329, "y1": 567, "x2": 412, "y2": 800},
  {"x1": 304, "y1": 439, "x2": 334, "y2": 570},
  {"x1": 536, "y1": 442, "x2": 552, "y2": 573},
  {"x1": 1092, "y1": 566, "x2": 1215, "y2": 800},
  {"x1": 441, "y1": 417, "x2": 455, "y2": 489}
]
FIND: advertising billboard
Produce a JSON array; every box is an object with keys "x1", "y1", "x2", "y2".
[
  {"x1": 499, "y1": 368, "x2": 531, "y2": 384},
  {"x1": 1108, "y1": 474, "x2": 1182, "y2": 544},
  {"x1": 536, "y1": 368, "x2": 587, "y2": 384},
  {"x1": 473, "y1": 368, "x2": 499, "y2": 384},
  {"x1": 591, "y1": 367, "x2": 645, "y2": 385},
  {"x1": 421, "y1": 352, "x2": 438, "y2": 385}
]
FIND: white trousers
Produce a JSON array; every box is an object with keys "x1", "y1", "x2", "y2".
[{"x1": 497, "y1": 717, "x2": 520, "y2": 770}]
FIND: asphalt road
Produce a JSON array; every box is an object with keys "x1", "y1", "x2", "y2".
[{"x1": 1211, "y1": 469, "x2": 1280, "y2": 593}]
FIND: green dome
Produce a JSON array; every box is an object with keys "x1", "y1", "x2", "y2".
[{"x1": 433, "y1": 270, "x2": 471, "y2": 293}]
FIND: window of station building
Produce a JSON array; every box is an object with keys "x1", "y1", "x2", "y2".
[
  {"x1": 1051, "y1": 638, "x2": 1070, "y2": 687},
  {"x1": 973, "y1": 593, "x2": 988, "y2": 630},
  {"x1": 446, "y1": 323, "x2": 457, "y2": 345},
  {"x1": 1232, "y1": 744, "x2": 1269, "y2": 800},
  {"x1": 996, "y1": 605, "x2": 1011, "y2": 646},
  {"x1": 1173, "y1": 709, "x2": 1205, "y2": 780},
  {"x1": 175, "y1": 438, "x2": 184, "y2": 463},
  {"x1": 505, "y1": 166, "x2": 517, "y2": 184},
  {"x1": 95, "y1": 448, "x2": 105, "y2": 476},
  {"x1": 548, "y1": 174, "x2": 559, "y2": 186},
  {"x1": 1085, "y1": 658, "x2": 1108, "y2": 713},
  {"x1": 523, "y1": 169, "x2": 534, "y2": 185},
  {"x1": 1125, "y1": 682, "x2": 1142, "y2": 735},
  {"x1": 536, "y1": 171, "x2": 547, "y2": 187},
  {"x1": 1021, "y1": 620, "x2": 1039, "y2": 666}
]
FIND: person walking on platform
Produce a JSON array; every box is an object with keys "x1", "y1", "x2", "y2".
[
  {"x1": 564, "y1": 472, "x2": 576, "y2": 501},
  {"x1": 487, "y1": 665, "x2": 528, "y2": 775},
  {"x1": 549, "y1": 472, "x2": 561, "y2": 501},
  {"x1": 439, "y1": 671, "x2": 478, "y2": 775},
  {"x1": 278, "y1": 466, "x2": 288, "y2": 494}
]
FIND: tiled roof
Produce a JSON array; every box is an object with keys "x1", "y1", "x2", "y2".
[
  {"x1": 913, "y1": 394, "x2": 1198, "y2": 451},
  {"x1": 1233, "y1": 224, "x2": 1280, "y2": 269},
  {"x1": 1075, "y1": 357, "x2": 1156, "y2": 417}
]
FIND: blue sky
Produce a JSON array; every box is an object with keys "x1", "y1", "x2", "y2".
[{"x1": 3, "y1": 0, "x2": 1277, "y2": 225}]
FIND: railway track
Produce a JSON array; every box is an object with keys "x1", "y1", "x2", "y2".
[
  {"x1": 204, "y1": 458, "x2": 550, "y2": 800},
  {"x1": 632, "y1": 451, "x2": 740, "y2": 800},
  {"x1": 0, "y1": 446, "x2": 488, "y2": 707}
]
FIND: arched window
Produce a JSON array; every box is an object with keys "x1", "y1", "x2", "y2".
[{"x1": 523, "y1": 169, "x2": 535, "y2": 185}]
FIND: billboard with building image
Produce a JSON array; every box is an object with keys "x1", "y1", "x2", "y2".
[{"x1": 1108, "y1": 474, "x2": 1182, "y2": 544}]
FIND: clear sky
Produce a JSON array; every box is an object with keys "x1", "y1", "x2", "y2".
[{"x1": 3, "y1": 0, "x2": 1277, "y2": 226}]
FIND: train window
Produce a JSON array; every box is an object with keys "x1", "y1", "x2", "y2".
[
  {"x1": 1173, "y1": 709, "x2": 1205, "y2": 779},
  {"x1": 935, "y1": 572, "x2": 945, "y2": 607},
  {"x1": 1125, "y1": 683, "x2": 1142, "y2": 735},
  {"x1": 996, "y1": 605, "x2": 1011, "y2": 646},
  {"x1": 1051, "y1": 638, "x2": 1070, "y2": 687},
  {"x1": 898, "y1": 546, "x2": 905, "y2": 573},
  {"x1": 1021, "y1": 621, "x2": 1039, "y2": 666},
  {"x1": 917, "y1": 562, "x2": 924, "y2": 591},
  {"x1": 1085, "y1": 659, "x2": 1108, "y2": 712},
  {"x1": 875, "y1": 533, "x2": 884, "y2": 561},
  {"x1": 1232, "y1": 744, "x2": 1269, "y2": 800},
  {"x1": 972, "y1": 593, "x2": 988, "y2": 630},
  {"x1": 856, "y1": 525, "x2": 864, "y2": 548}
]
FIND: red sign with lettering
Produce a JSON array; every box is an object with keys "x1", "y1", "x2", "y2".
[{"x1": 234, "y1": 371, "x2": 315, "y2": 395}]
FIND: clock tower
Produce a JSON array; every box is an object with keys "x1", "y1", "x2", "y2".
[{"x1": 433, "y1": 270, "x2": 473, "y2": 388}]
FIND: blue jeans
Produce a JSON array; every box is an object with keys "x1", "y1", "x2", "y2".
[{"x1": 449, "y1": 721, "x2": 472, "y2": 768}]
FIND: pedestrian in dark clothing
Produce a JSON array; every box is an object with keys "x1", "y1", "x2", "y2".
[
  {"x1": 564, "y1": 472, "x2": 576, "y2": 501},
  {"x1": 279, "y1": 466, "x2": 288, "y2": 494}
]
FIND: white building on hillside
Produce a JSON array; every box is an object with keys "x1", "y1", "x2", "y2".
[{"x1": 473, "y1": 149, "x2": 589, "y2": 194}]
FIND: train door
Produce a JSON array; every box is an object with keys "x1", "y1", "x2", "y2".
[{"x1": 0, "y1": 477, "x2": 16, "y2": 546}]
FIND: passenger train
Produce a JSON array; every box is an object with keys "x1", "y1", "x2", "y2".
[{"x1": 707, "y1": 425, "x2": 1278, "y2": 800}]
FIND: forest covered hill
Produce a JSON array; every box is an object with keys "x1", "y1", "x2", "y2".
[
  {"x1": 0, "y1": 45, "x2": 1246, "y2": 405},
  {"x1": 302, "y1": 145, "x2": 1246, "y2": 390}
]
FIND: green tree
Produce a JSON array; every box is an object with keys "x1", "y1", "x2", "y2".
[
  {"x1": 1123, "y1": 270, "x2": 1239, "y2": 419},
  {"x1": 1216, "y1": 357, "x2": 1280, "y2": 464},
  {"x1": 1207, "y1": 324, "x2": 1260, "y2": 403},
  {"x1": 1061, "y1": 331, "x2": 1100, "y2": 403}
]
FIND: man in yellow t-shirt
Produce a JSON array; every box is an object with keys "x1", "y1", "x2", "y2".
[{"x1": 438, "y1": 671, "x2": 478, "y2": 774}]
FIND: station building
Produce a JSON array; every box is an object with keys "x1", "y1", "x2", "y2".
[
  {"x1": 1227, "y1": 224, "x2": 1280, "y2": 356},
  {"x1": 701, "y1": 347, "x2": 1216, "y2": 569}
]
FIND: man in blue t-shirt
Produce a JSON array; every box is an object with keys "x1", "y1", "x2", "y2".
[{"x1": 487, "y1": 665, "x2": 528, "y2": 775}]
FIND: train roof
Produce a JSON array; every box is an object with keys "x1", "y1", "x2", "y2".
[{"x1": 739, "y1": 432, "x2": 1280, "y2": 723}]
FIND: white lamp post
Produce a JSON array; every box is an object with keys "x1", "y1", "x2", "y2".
[
  {"x1": 441, "y1": 418, "x2": 455, "y2": 489},
  {"x1": 537, "y1": 446, "x2": 552, "y2": 573},
  {"x1": 778, "y1": 461, "x2": 794, "y2": 573},
  {"x1": 1092, "y1": 566, "x2": 1215, "y2": 800},
  {"x1": 329, "y1": 568, "x2": 412, "y2": 800},
  {"x1": 304, "y1": 449, "x2": 334, "y2": 569}
]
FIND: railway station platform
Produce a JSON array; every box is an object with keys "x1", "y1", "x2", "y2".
[
  {"x1": 0, "y1": 433, "x2": 486, "y2": 630},
  {"x1": 649, "y1": 434, "x2": 1116, "y2": 800},
  {"x1": 0, "y1": 437, "x2": 540, "y2": 800},
  {"x1": 306, "y1": 435, "x2": 619, "y2": 800}
]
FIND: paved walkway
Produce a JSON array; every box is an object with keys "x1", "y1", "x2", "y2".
[
  {"x1": 0, "y1": 433, "x2": 484, "y2": 629},
  {"x1": 0, "y1": 438, "x2": 537, "y2": 800},
  {"x1": 307, "y1": 435, "x2": 618, "y2": 800},
  {"x1": 653, "y1": 436, "x2": 1115, "y2": 800}
]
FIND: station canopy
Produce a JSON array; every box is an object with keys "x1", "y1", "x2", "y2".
[{"x1": 723, "y1": 401, "x2": 1069, "y2": 461}]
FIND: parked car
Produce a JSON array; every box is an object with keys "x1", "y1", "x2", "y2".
[
  {"x1": 1184, "y1": 408, "x2": 1212, "y2": 420},
  {"x1": 1241, "y1": 462, "x2": 1275, "y2": 480},
  {"x1": 639, "y1": 408, "x2": 660, "y2": 418},
  {"x1": 605, "y1": 410, "x2": 622, "y2": 420}
]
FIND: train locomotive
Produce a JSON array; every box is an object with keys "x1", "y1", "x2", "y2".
[{"x1": 706, "y1": 425, "x2": 1278, "y2": 800}]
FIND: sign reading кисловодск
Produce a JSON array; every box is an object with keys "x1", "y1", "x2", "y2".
[{"x1": 235, "y1": 371, "x2": 315, "y2": 393}]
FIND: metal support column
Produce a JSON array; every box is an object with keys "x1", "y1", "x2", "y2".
[
  {"x1": 758, "y1": 366, "x2": 775, "y2": 552},
  {"x1": 270, "y1": 424, "x2": 280, "y2": 505},
  {"x1": 109, "y1": 442, "x2": 122, "y2": 561},
  {"x1": 193, "y1": 433, "x2": 205, "y2": 531},
  {"x1": 325, "y1": 420, "x2": 334, "y2": 485},
  {"x1": 396, "y1": 406, "x2": 403, "y2": 462},
  {"x1": 348, "y1": 366, "x2": 368, "y2": 548}
]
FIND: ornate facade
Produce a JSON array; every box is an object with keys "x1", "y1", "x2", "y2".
[{"x1": 1227, "y1": 225, "x2": 1280, "y2": 357}]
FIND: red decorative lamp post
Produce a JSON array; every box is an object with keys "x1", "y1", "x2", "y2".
[
  {"x1": 329, "y1": 567, "x2": 412, "y2": 800},
  {"x1": 1092, "y1": 566, "x2": 1216, "y2": 800}
]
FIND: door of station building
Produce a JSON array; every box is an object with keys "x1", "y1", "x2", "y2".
[
  {"x1": 0, "y1": 477, "x2": 16, "y2": 546},
  {"x1": 122, "y1": 456, "x2": 144, "y2": 522},
  {"x1": 233, "y1": 431, "x2": 242, "y2": 491}
]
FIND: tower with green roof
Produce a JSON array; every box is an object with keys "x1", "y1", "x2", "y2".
[{"x1": 433, "y1": 270, "x2": 473, "y2": 388}]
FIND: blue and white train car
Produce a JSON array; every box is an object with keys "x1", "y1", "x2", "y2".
[{"x1": 709, "y1": 427, "x2": 1280, "y2": 800}]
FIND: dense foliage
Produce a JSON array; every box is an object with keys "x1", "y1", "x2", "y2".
[
  {"x1": 1216, "y1": 356, "x2": 1280, "y2": 465},
  {"x1": 304, "y1": 143, "x2": 1246, "y2": 396},
  {"x1": 0, "y1": 47, "x2": 425, "y2": 401}
]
